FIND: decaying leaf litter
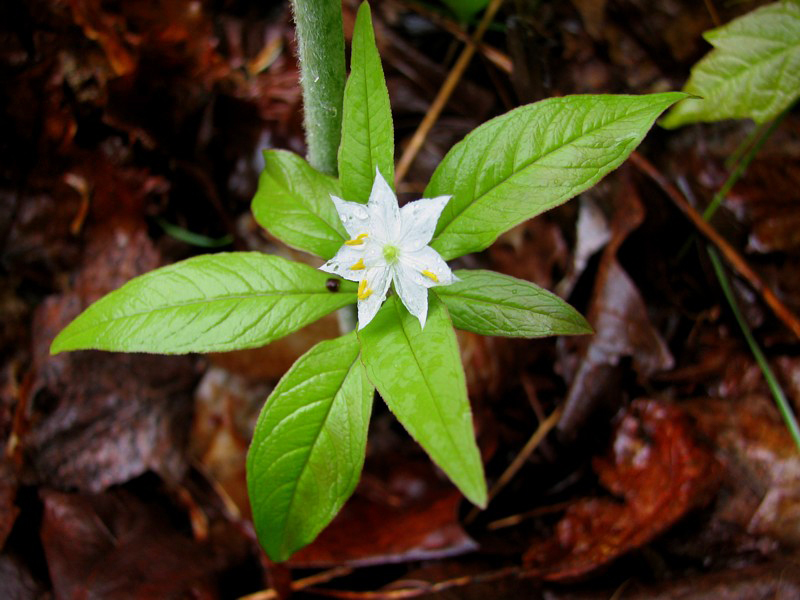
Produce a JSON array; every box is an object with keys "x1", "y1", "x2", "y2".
[{"x1": 2, "y1": 0, "x2": 800, "y2": 597}]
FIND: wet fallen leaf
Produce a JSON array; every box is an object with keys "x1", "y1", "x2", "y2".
[
  {"x1": 523, "y1": 399, "x2": 721, "y2": 581},
  {"x1": 686, "y1": 393, "x2": 800, "y2": 551},
  {"x1": 570, "y1": 0, "x2": 607, "y2": 39},
  {"x1": 289, "y1": 414, "x2": 477, "y2": 567},
  {"x1": 622, "y1": 558, "x2": 800, "y2": 600},
  {"x1": 209, "y1": 315, "x2": 342, "y2": 381},
  {"x1": 23, "y1": 222, "x2": 196, "y2": 493},
  {"x1": 0, "y1": 554, "x2": 46, "y2": 600},
  {"x1": 40, "y1": 488, "x2": 247, "y2": 599},
  {"x1": 725, "y1": 149, "x2": 800, "y2": 254},
  {"x1": 559, "y1": 173, "x2": 674, "y2": 435},
  {"x1": 190, "y1": 367, "x2": 270, "y2": 517},
  {"x1": 0, "y1": 462, "x2": 18, "y2": 551}
]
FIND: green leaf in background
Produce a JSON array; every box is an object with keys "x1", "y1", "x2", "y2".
[
  {"x1": 155, "y1": 217, "x2": 233, "y2": 248},
  {"x1": 661, "y1": 1, "x2": 800, "y2": 128},
  {"x1": 252, "y1": 150, "x2": 346, "y2": 259},
  {"x1": 247, "y1": 332, "x2": 373, "y2": 562},
  {"x1": 358, "y1": 295, "x2": 487, "y2": 507},
  {"x1": 439, "y1": 0, "x2": 490, "y2": 22},
  {"x1": 50, "y1": 253, "x2": 357, "y2": 355},
  {"x1": 338, "y1": 2, "x2": 395, "y2": 201},
  {"x1": 426, "y1": 93, "x2": 686, "y2": 260},
  {"x1": 436, "y1": 270, "x2": 592, "y2": 337}
]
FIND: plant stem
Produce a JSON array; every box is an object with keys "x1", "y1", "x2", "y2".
[
  {"x1": 702, "y1": 108, "x2": 789, "y2": 221},
  {"x1": 702, "y1": 104, "x2": 800, "y2": 452},
  {"x1": 290, "y1": 0, "x2": 346, "y2": 176},
  {"x1": 707, "y1": 246, "x2": 800, "y2": 452}
]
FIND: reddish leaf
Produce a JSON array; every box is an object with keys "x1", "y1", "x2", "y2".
[
  {"x1": 289, "y1": 419, "x2": 477, "y2": 567},
  {"x1": 523, "y1": 399, "x2": 721, "y2": 580},
  {"x1": 40, "y1": 488, "x2": 245, "y2": 599},
  {"x1": 23, "y1": 222, "x2": 195, "y2": 493},
  {"x1": 489, "y1": 217, "x2": 569, "y2": 291},
  {"x1": 722, "y1": 147, "x2": 800, "y2": 254},
  {"x1": 570, "y1": 0, "x2": 607, "y2": 39},
  {"x1": 560, "y1": 174, "x2": 674, "y2": 434},
  {"x1": 621, "y1": 559, "x2": 800, "y2": 599},
  {"x1": 686, "y1": 394, "x2": 800, "y2": 550},
  {"x1": 0, "y1": 462, "x2": 18, "y2": 551},
  {"x1": 190, "y1": 367, "x2": 270, "y2": 518},
  {"x1": 0, "y1": 554, "x2": 47, "y2": 600}
]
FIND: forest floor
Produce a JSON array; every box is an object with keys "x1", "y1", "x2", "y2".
[{"x1": 2, "y1": 0, "x2": 800, "y2": 597}]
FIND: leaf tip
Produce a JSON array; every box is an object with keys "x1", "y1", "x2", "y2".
[
  {"x1": 49, "y1": 338, "x2": 64, "y2": 356},
  {"x1": 469, "y1": 487, "x2": 488, "y2": 510},
  {"x1": 49, "y1": 327, "x2": 75, "y2": 355},
  {"x1": 355, "y1": 0, "x2": 372, "y2": 21},
  {"x1": 659, "y1": 93, "x2": 705, "y2": 129},
  {"x1": 266, "y1": 544, "x2": 293, "y2": 564}
]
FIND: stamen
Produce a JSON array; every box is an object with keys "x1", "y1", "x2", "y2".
[
  {"x1": 422, "y1": 270, "x2": 439, "y2": 282},
  {"x1": 345, "y1": 233, "x2": 368, "y2": 246},
  {"x1": 357, "y1": 279, "x2": 373, "y2": 300},
  {"x1": 350, "y1": 258, "x2": 365, "y2": 270}
]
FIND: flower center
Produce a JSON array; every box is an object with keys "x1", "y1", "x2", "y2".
[{"x1": 382, "y1": 244, "x2": 400, "y2": 263}]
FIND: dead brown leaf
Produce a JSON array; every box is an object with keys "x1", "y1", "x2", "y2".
[
  {"x1": 523, "y1": 399, "x2": 721, "y2": 581},
  {"x1": 22, "y1": 211, "x2": 196, "y2": 493},
  {"x1": 559, "y1": 172, "x2": 674, "y2": 435},
  {"x1": 686, "y1": 394, "x2": 800, "y2": 551},
  {"x1": 289, "y1": 415, "x2": 477, "y2": 567},
  {"x1": 40, "y1": 488, "x2": 246, "y2": 599}
]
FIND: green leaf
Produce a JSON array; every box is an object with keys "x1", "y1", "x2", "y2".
[
  {"x1": 247, "y1": 332, "x2": 373, "y2": 562},
  {"x1": 436, "y1": 270, "x2": 592, "y2": 337},
  {"x1": 358, "y1": 295, "x2": 487, "y2": 507},
  {"x1": 662, "y1": 1, "x2": 800, "y2": 128},
  {"x1": 439, "y1": 0, "x2": 490, "y2": 22},
  {"x1": 338, "y1": 2, "x2": 395, "y2": 202},
  {"x1": 50, "y1": 252, "x2": 357, "y2": 355},
  {"x1": 426, "y1": 93, "x2": 686, "y2": 260},
  {"x1": 252, "y1": 150, "x2": 346, "y2": 260}
]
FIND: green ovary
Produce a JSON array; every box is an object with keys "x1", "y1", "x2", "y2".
[{"x1": 382, "y1": 244, "x2": 400, "y2": 263}]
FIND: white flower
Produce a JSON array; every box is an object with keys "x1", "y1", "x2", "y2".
[{"x1": 321, "y1": 168, "x2": 457, "y2": 330}]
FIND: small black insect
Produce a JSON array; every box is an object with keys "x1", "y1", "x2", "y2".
[{"x1": 325, "y1": 278, "x2": 340, "y2": 292}]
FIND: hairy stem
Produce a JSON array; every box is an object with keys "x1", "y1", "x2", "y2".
[{"x1": 291, "y1": 0, "x2": 346, "y2": 176}]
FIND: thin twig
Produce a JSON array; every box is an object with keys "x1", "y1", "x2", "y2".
[
  {"x1": 466, "y1": 405, "x2": 563, "y2": 524},
  {"x1": 307, "y1": 566, "x2": 520, "y2": 599},
  {"x1": 703, "y1": 0, "x2": 722, "y2": 27},
  {"x1": 394, "y1": 0, "x2": 505, "y2": 185},
  {"x1": 486, "y1": 499, "x2": 574, "y2": 530},
  {"x1": 629, "y1": 151, "x2": 800, "y2": 340},
  {"x1": 395, "y1": 0, "x2": 512, "y2": 74},
  {"x1": 238, "y1": 566, "x2": 354, "y2": 600}
]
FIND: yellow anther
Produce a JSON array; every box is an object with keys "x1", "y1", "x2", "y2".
[
  {"x1": 345, "y1": 233, "x2": 368, "y2": 246},
  {"x1": 422, "y1": 270, "x2": 439, "y2": 282},
  {"x1": 350, "y1": 258, "x2": 365, "y2": 270},
  {"x1": 357, "y1": 279, "x2": 373, "y2": 300}
]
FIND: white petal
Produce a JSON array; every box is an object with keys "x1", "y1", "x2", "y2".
[
  {"x1": 398, "y1": 195, "x2": 451, "y2": 251},
  {"x1": 392, "y1": 262, "x2": 429, "y2": 329},
  {"x1": 367, "y1": 168, "x2": 400, "y2": 242},
  {"x1": 357, "y1": 266, "x2": 392, "y2": 329},
  {"x1": 362, "y1": 236, "x2": 389, "y2": 268},
  {"x1": 331, "y1": 195, "x2": 370, "y2": 238},
  {"x1": 320, "y1": 245, "x2": 367, "y2": 282},
  {"x1": 401, "y1": 246, "x2": 457, "y2": 289}
]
